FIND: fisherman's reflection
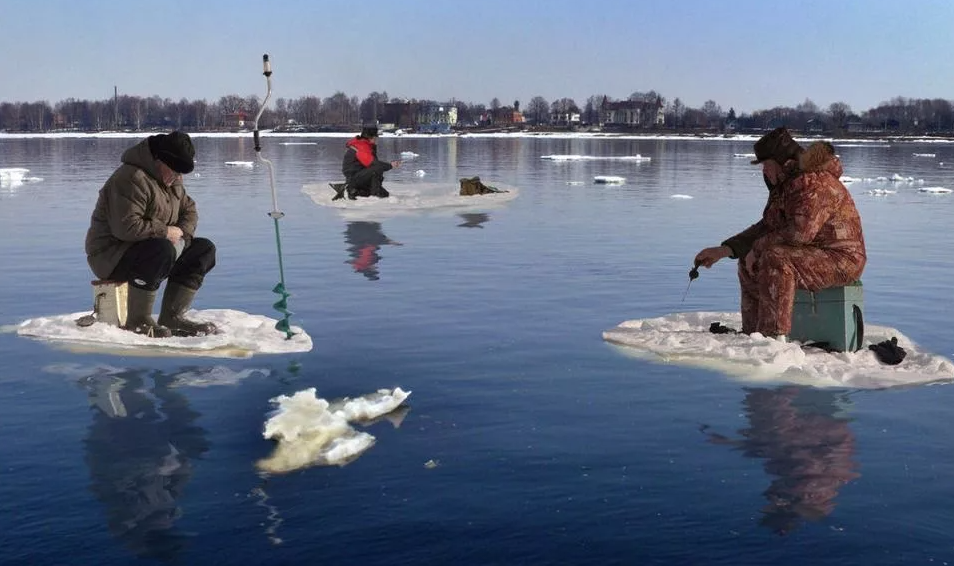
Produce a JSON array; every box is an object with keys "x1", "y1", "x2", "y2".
[
  {"x1": 700, "y1": 386, "x2": 859, "y2": 535},
  {"x1": 456, "y1": 212, "x2": 491, "y2": 229},
  {"x1": 82, "y1": 368, "x2": 210, "y2": 561},
  {"x1": 344, "y1": 221, "x2": 402, "y2": 281}
]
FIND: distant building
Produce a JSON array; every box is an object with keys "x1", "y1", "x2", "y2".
[
  {"x1": 223, "y1": 111, "x2": 248, "y2": 129},
  {"x1": 417, "y1": 103, "x2": 458, "y2": 133},
  {"x1": 550, "y1": 110, "x2": 581, "y2": 127},
  {"x1": 600, "y1": 96, "x2": 664, "y2": 128},
  {"x1": 382, "y1": 101, "x2": 417, "y2": 129},
  {"x1": 488, "y1": 106, "x2": 524, "y2": 125}
]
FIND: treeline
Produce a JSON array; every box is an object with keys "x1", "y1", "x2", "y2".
[{"x1": 2, "y1": 89, "x2": 953, "y2": 135}]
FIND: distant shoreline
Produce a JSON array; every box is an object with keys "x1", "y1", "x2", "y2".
[{"x1": 3, "y1": 130, "x2": 954, "y2": 144}]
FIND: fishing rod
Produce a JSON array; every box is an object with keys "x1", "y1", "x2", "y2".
[
  {"x1": 252, "y1": 54, "x2": 295, "y2": 339},
  {"x1": 681, "y1": 260, "x2": 701, "y2": 303}
]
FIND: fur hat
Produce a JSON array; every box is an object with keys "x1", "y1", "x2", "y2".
[
  {"x1": 148, "y1": 131, "x2": 195, "y2": 174},
  {"x1": 751, "y1": 127, "x2": 803, "y2": 166}
]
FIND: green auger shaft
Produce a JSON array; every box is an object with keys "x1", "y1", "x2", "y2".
[{"x1": 253, "y1": 53, "x2": 296, "y2": 339}]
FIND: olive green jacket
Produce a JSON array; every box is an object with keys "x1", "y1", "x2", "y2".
[{"x1": 85, "y1": 138, "x2": 197, "y2": 279}]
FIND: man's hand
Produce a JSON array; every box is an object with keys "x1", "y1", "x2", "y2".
[
  {"x1": 166, "y1": 226, "x2": 184, "y2": 244},
  {"x1": 390, "y1": 160, "x2": 402, "y2": 168},
  {"x1": 694, "y1": 245, "x2": 732, "y2": 268}
]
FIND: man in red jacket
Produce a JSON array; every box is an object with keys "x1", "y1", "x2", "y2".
[{"x1": 333, "y1": 125, "x2": 401, "y2": 200}]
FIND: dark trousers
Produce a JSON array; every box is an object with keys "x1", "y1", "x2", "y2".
[
  {"x1": 109, "y1": 237, "x2": 216, "y2": 291},
  {"x1": 348, "y1": 165, "x2": 389, "y2": 197}
]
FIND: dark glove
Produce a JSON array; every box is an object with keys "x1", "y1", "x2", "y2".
[
  {"x1": 868, "y1": 337, "x2": 906, "y2": 365},
  {"x1": 709, "y1": 322, "x2": 738, "y2": 334}
]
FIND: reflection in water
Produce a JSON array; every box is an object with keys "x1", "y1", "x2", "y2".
[
  {"x1": 457, "y1": 212, "x2": 491, "y2": 229},
  {"x1": 701, "y1": 386, "x2": 860, "y2": 535},
  {"x1": 344, "y1": 221, "x2": 403, "y2": 281},
  {"x1": 81, "y1": 369, "x2": 210, "y2": 561}
]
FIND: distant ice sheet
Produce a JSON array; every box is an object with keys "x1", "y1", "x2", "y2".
[
  {"x1": 256, "y1": 387, "x2": 411, "y2": 473},
  {"x1": 918, "y1": 186, "x2": 952, "y2": 194},
  {"x1": 542, "y1": 154, "x2": 651, "y2": 162},
  {"x1": 604, "y1": 311, "x2": 954, "y2": 389},
  {"x1": 225, "y1": 161, "x2": 254, "y2": 168}
]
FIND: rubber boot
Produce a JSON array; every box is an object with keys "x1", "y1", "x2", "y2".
[
  {"x1": 158, "y1": 282, "x2": 218, "y2": 337},
  {"x1": 123, "y1": 286, "x2": 172, "y2": 338},
  {"x1": 370, "y1": 175, "x2": 389, "y2": 198},
  {"x1": 330, "y1": 182, "x2": 348, "y2": 201}
]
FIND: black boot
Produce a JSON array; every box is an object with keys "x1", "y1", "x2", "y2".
[
  {"x1": 330, "y1": 183, "x2": 348, "y2": 201},
  {"x1": 370, "y1": 175, "x2": 389, "y2": 198},
  {"x1": 158, "y1": 282, "x2": 218, "y2": 337},
  {"x1": 123, "y1": 286, "x2": 172, "y2": 338}
]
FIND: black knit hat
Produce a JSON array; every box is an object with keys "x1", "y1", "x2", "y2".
[
  {"x1": 360, "y1": 125, "x2": 379, "y2": 139},
  {"x1": 149, "y1": 131, "x2": 195, "y2": 174},
  {"x1": 751, "y1": 127, "x2": 803, "y2": 166}
]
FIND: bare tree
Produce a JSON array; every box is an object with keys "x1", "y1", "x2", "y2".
[
  {"x1": 526, "y1": 96, "x2": 549, "y2": 125},
  {"x1": 828, "y1": 102, "x2": 852, "y2": 129}
]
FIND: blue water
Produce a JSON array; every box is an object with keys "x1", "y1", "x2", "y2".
[{"x1": 1, "y1": 134, "x2": 953, "y2": 565}]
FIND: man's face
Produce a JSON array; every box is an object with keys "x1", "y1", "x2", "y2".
[
  {"x1": 762, "y1": 160, "x2": 783, "y2": 185},
  {"x1": 157, "y1": 160, "x2": 181, "y2": 186}
]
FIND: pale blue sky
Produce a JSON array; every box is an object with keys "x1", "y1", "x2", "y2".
[{"x1": 2, "y1": 0, "x2": 952, "y2": 114}]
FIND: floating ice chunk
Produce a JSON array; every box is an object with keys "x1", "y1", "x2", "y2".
[
  {"x1": 733, "y1": 153, "x2": 756, "y2": 159},
  {"x1": 256, "y1": 386, "x2": 411, "y2": 473},
  {"x1": 400, "y1": 151, "x2": 419, "y2": 158},
  {"x1": 840, "y1": 176, "x2": 860, "y2": 184},
  {"x1": 594, "y1": 175, "x2": 625, "y2": 184},
  {"x1": 414, "y1": 169, "x2": 426, "y2": 177},
  {"x1": 225, "y1": 161, "x2": 254, "y2": 168},
  {"x1": 913, "y1": 153, "x2": 936, "y2": 157},
  {"x1": 918, "y1": 186, "x2": 952, "y2": 194},
  {"x1": 0, "y1": 167, "x2": 31, "y2": 187},
  {"x1": 670, "y1": 194, "x2": 693, "y2": 199},
  {"x1": 566, "y1": 181, "x2": 585, "y2": 186},
  {"x1": 866, "y1": 189, "x2": 897, "y2": 195}
]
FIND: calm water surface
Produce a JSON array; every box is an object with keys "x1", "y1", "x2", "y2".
[{"x1": 1, "y1": 134, "x2": 953, "y2": 565}]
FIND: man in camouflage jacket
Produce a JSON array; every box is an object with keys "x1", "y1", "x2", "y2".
[{"x1": 695, "y1": 129, "x2": 866, "y2": 337}]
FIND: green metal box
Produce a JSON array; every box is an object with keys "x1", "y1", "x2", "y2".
[{"x1": 790, "y1": 281, "x2": 864, "y2": 352}]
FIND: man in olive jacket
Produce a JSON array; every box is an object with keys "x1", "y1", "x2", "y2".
[{"x1": 85, "y1": 131, "x2": 217, "y2": 337}]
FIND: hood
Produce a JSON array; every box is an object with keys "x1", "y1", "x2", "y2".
[
  {"x1": 346, "y1": 136, "x2": 373, "y2": 151},
  {"x1": 799, "y1": 142, "x2": 843, "y2": 178},
  {"x1": 121, "y1": 138, "x2": 164, "y2": 181}
]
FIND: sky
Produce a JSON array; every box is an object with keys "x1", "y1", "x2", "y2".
[{"x1": 2, "y1": 0, "x2": 953, "y2": 115}]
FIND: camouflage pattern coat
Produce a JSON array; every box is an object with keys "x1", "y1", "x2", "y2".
[
  {"x1": 740, "y1": 143, "x2": 867, "y2": 336},
  {"x1": 721, "y1": 158, "x2": 801, "y2": 260}
]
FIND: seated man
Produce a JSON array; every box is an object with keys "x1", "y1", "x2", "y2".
[
  {"x1": 332, "y1": 125, "x2": 401, "y2": 200},
  {"x1": 695, "y1": 131, "x2": 866, "y2": 338},
  {"x1": 85, "y1": 131, "x2": 218, "y2": 338}
]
